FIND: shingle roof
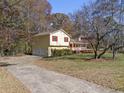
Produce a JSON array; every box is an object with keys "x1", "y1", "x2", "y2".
[
  {"x1": 33, "y1": 29, "x2": 71, "y2": 37},
  {"x1": 34, "y1": 32, "x2": 51, "y2": 37}
]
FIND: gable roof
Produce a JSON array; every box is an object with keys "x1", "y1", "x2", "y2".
[{"x1": 34, "y1": 29, "x2": 71, "y2": 37}]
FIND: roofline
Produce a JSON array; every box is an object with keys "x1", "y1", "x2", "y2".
[
  {"x1": 33, "y1": 29, "x2": 71, "y2": 37},
  {"x1": 50, "y1": 29, "x2": 72, "y2": 37},
  {"x1": 33, "y1": 33, "x2": 49, "y2": 37}
]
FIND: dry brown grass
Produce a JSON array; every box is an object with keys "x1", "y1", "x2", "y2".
[
  {"x1": 35, "y1": 54, "x2": 124, "y2": 91},
  {"x1": 0, "y1": 67, "x2": 30, "y2": 93}
]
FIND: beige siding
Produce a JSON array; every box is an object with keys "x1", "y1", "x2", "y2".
[
  {"x1": 32, "y1": 35, "x2": 50, "y2": 56},
  {"x1": 32, "y1": 35, "x2": 49, "y2": 49},
  {"x1": 50, "y1": 30, "x2": 70, "y2": 46}
]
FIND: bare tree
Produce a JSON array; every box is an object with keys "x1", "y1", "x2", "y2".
[{"x1": 71, "y1": 0, "x2": 124, "y2": 59}]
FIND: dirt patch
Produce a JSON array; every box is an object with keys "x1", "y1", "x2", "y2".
[
  {"x1": 0, "y1": 67, "x2": 30, "y2": 93},
  {"x1": 83, "y1": 58, "x2": 113, "y2": 62}
]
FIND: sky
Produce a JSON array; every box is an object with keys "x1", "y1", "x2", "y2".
[{"x1": 48, "y1": 0, "x2": 96, "y2": 14}]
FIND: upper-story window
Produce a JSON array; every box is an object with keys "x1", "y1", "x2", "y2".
[
  {"x1": 52, "y1": 36, "x2": 58, "y2": 42},
  {"x1": 64, "y1": 37, "x2": 68, "y2": 42}
]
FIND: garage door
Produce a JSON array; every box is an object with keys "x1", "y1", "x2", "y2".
[{"x1": 32, "y1": 48, "x2": 48, "y2": 56}]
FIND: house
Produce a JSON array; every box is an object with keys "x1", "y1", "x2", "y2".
[
  {"x1": 32, "y1": 29, "x2": 71, "y2": 57},
  {"x1": 69, "y1": 34, "x2": 91, "y2": 53}
]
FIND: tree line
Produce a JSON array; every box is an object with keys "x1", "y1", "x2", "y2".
[
  {"x1": 0, "y1": 0, "x2": 124, "y2": 59},
  {"x1": 0, "y1": 0, "x2": 72, "y2": 56}
]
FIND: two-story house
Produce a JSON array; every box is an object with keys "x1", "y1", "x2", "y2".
[{"x1": 32, "y1": 29, "x2": 71, "y2": 56}]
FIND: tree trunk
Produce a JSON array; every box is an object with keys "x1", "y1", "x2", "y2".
[
  {"x1": 98, "y1": 44, "x2": 114, "y2": 59},
  {"x1": 0, "y1": 48, "x2": 4, "y2": 57},
  {"x1": 97, "y1": 49, "x2": 106, "y2": 59},
  {"x1": 94, "y1": 50, "x2": 98, "y2": 59},
  {"x1": 112, "y1": 50, "x2": 116, "y2": 60},
  {"x1": 112, "y1": 46, "x2": 116, "y2": 60}
]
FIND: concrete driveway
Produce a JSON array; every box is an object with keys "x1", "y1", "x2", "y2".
[{"x1": 1, "y1": 56, "x2": 123, "y2": 93}]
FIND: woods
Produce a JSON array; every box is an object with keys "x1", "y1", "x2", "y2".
[
  {"x1": 0, "y1": 0, "x2": 51, "y2": 56},
  {"x1": 0, "y1": 0, "x2": 124, "y2": 59},
  {"x1": 71, "y1": 0, "x2": 124, "y2": 59}
]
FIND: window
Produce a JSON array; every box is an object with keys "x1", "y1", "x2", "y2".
[
  {"x1": 64, "y1": 37, "x2": 68, "y2": 42},
  {"x1": 70, "y1": 44, "x2": 72, "y2": 47},
  {"x1": 81, "y1": 37, "x2": 83, "y2": 40},
  {"x1": 52, "y1": 36, "x2": 58, "y2": 42}
]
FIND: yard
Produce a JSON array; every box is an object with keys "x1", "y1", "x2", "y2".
[
  {"x1": 0, "y1": 67, "x2": 30, "y2": 93},
  {"x1": 35, "y1": 53, "x2": 124, "y2": 92}
]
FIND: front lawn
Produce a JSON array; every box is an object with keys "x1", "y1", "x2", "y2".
[{"x1": 35, "y1": 53, "x2": 124, "y2": 92}]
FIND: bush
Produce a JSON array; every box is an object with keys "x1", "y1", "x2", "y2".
[
  {"x1": 118, "y1": 50, "x2": 124, "y2": 54},
  {"x1": 51, "y1": 49, "x2": 73, "y2": 57}
]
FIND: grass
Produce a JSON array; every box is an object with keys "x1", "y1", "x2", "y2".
[
  {"x1": 0, "y1": 67, "x2": 30, "y2": 93},
  {"x1": 35, "y1": 53, "x2": 124, "y2": 92}
]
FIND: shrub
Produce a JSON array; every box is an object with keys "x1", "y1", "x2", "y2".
[
  {"x1": 51, "y1": 49, "x2": 73, "y2": 57},
  {"x1": 118, "y1": 50, "x2": 124, "y2": 54}
]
